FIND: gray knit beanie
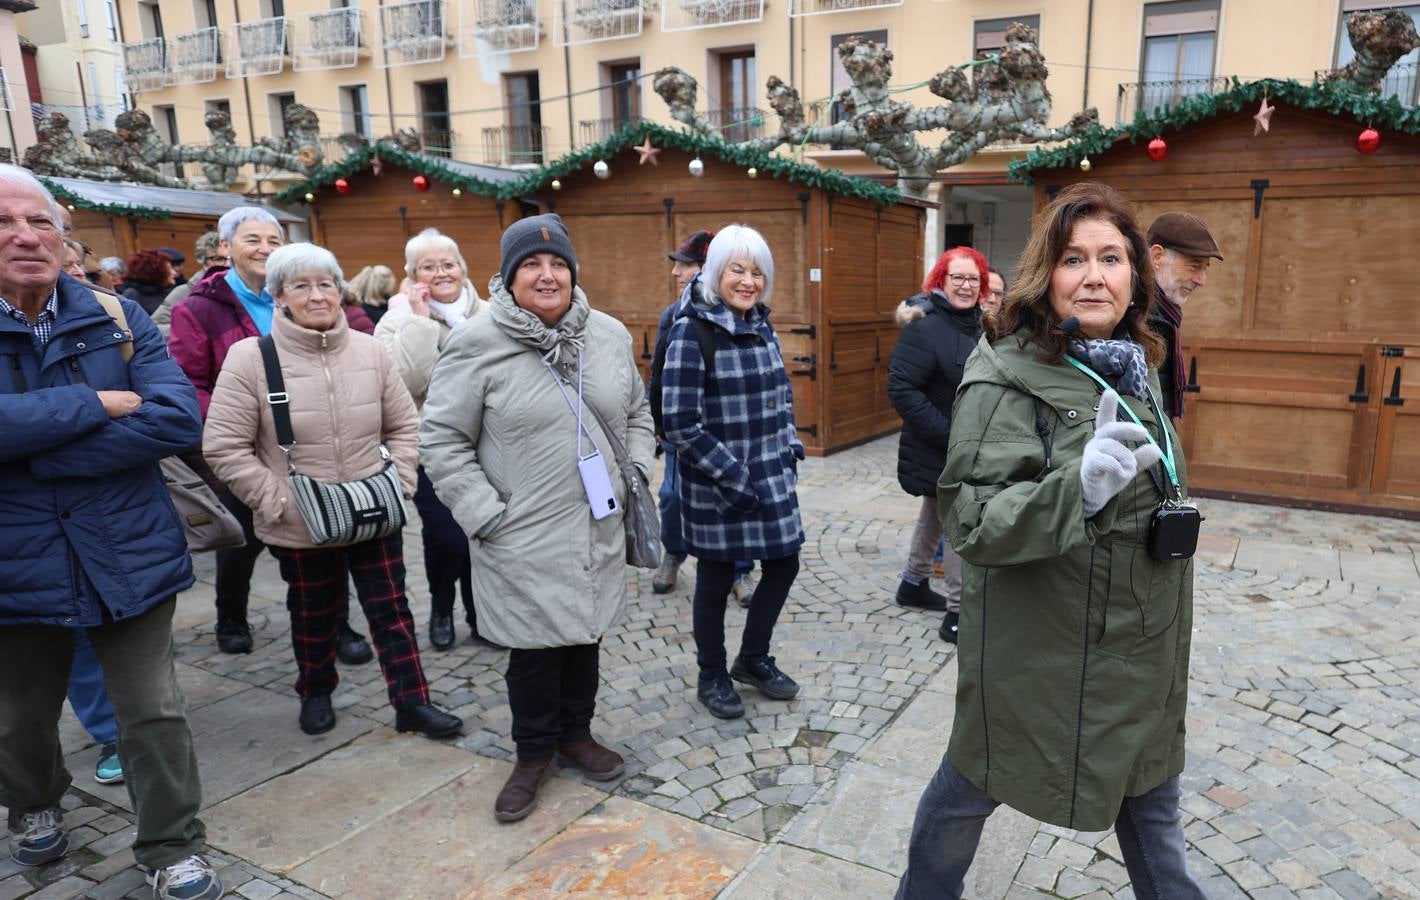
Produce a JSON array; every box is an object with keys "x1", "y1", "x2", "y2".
[{"x1": 499, "y1": 213, "x2": 578, "y2": 289}]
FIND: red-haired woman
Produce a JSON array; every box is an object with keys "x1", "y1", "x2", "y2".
[
  {"x1": 120, "y1": 249, "x2": 177, "y2": 315},
  {"x1": 885, "y1": 246, "x2": 988, "y2": 643}
]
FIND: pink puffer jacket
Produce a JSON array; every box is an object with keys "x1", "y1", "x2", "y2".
[{"x1": 168, "y1": 268, "x2": 258, "y2": 419}]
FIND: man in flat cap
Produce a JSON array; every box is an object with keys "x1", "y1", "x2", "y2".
[{"x1": 1147, "y1": 212, "x2": 1223, "y2": 420}]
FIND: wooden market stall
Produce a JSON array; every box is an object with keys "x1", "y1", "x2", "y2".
[
  {"x1": 1018, "y1": 80, "x2": 1420, "y2": 516},
  {"x1": 523, "y1": 124, "x2": 927, "y2": 455},
  {"x1": 44, "y1": 176, "x2": 304, "y2": 280}
]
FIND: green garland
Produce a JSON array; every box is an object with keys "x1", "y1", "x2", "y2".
[
  {"x1": 278, "y1": 121, "x2": 901, "y2": 206},
  {"x1": 1009, "y1": 78, "x2": 1420, "y2": 183},
  {"x1": 41, "y1": 177, "x2": 173, "y2": 220}
]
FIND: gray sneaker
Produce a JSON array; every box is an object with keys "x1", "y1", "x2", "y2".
[
  {"x1": 144, "y1": 854, "x2": 224, "y2": 900},
  {"x1": 7, "y1": 807, "x2": 68, "y2": 867},
  {"x1": 652, "y1": 555, "x2": 685, "y2": 594},
  {"x1": 731, "y1": 572, "x2": 754, "y2": 608}
]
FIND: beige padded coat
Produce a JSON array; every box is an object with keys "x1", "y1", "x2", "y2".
[
  {"x1": 203, "y1": 309, "x2": 420, "y2": 549},
  {"x1": 374, "y1": 284, "x2": 488, "y2": 408}
]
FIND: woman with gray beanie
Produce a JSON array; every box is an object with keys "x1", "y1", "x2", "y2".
[{"x1": 420, "y1": 213, "x2": 655, "y2": 823}]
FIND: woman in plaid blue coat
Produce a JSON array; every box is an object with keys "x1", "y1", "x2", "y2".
[{"x1": 662, "y1": 225, "x2": 806, "y2": 720}]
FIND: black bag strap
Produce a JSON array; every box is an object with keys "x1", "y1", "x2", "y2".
[
  {"x1": 1033, "y1": 397, "x2": 1053, "y2": 471},
  {"x1": 257, "y1": 334, "x2": 295, "y2": 449},
  {"x1": 691, "y1": 317, "x2": 717, "y2": 373}
]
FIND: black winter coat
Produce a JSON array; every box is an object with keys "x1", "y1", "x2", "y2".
[
  {"x1": 886, "y1": 292, "x2": 981, "y2": 496},
  {"x1": 121, "y1": 280, "x2": 170, "y2": 315}
]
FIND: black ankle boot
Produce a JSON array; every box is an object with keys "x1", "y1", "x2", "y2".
[{"x1": 299, "y1": 694, "x2": 335, "y2": 735}]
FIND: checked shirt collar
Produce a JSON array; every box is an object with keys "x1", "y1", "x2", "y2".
[{"x1": 0, "y1": 287, "x2": 60, "y2": 350}]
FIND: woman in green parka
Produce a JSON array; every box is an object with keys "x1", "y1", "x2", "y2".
[{"x1": 896, "y1": 183, "x2": 1204, "y2": 900}]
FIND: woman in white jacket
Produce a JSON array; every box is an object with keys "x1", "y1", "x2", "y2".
[{"x1": 375, "y1": 228, "x2": 495, "y2": 651}]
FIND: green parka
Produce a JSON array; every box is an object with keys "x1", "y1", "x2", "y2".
[{"x1": 938, "y1": 333, "x2": 1193, "y2": 832}]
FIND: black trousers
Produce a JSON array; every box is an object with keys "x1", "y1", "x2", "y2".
[
  {"x1": 505, "y1": 643, "x2": 599, "y2": 762},
  {"x1": 693, "y1": 552, "x2": 800, "y2": 680},
  {"x1": 214, "y1": 490, "x2": 265, "y2": 624},
  {"x1": 413, "y1": 467, "x2": 476, "y2": 627}
]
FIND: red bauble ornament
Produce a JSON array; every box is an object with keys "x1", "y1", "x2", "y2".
[
  {"x1": 1147, "y1": 137, "x2": 1168, "y2": 161},
  {"x1": 334, "y1": 178, "x2": 351, "y2": 194},
  {"x1": 413, "y1": 174, "x2": 431, "y2": 192},
  {"x1": 1356, "y1": 128, "x2": 1381, "y2": 154}
]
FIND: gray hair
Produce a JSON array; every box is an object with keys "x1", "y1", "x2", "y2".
[
  {"x1": 99, "y1": 256, "x2": 126, "y2": 276},
  {"x1": 702, "y1": 224, "x2": 775, "y2": 308},
  {"x1": 194, "y1": 230, "x2": 223, "y2": 264},
  {"x1": 0, "y1": 163, "x2": 66, "y2": 226},
  {"x1": 403, "y1": 227, "x2": 467, "y2": 279},
  {"x1": 218, "y1": 206, "x2": 285, "y2": 244},
  {"x1": 264, "y1": 243, "x2": 344, "y2": 298}
]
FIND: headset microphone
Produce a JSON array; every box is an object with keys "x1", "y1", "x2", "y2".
[{"x1": 1059, "y1": 316, "x2": 1081, "y2": 335}]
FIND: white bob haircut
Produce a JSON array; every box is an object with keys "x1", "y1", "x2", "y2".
[
  {"x1": 264, "y1": 243, "x2": 345, "y2": 299},
  {"x1": 701, "y1": 224, "x2": 775, "y2": 308},
  {"x1": 218, "y1": 206, "x2": 285, "y2": 244},
  {"x1": 0, "y1": 163, "x2": 66, "y2": 224},
  {"x1": 403, "y1": 227, "x2": 468, "y2": 279}
]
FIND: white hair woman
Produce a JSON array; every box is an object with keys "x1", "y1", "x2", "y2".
[
  {"x1": 203, "y1": 242, "x2": 462, "y2": 740},
  {"x1": 660, "y1": 224, "x2": 806, "y2": 720},
  {"x1": 375, "y1": 228, "x2": 493, "y2": 652}
]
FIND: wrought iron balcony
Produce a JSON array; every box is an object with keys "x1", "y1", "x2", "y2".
[
  {"x1": 557, "y1": 0, "x2": 644, "y2": 46},
  {"x1": 293, "y1": 7, "x2": 365, "y2": 72},
  {"x1": 167, "y1": 28, "x2": 222, "y2": 85},
  {"x1": 705, "y1": 106, "x2": 767, "y2": 143},
  {"x1": 1316, "y1": 61, "x2": 1417, "y2": 107},
  {"x1": 482, "y1": 123, "x2": 548, "y2": 165},
  {"x1": 662, "y1": 0, "x2": 763, "y2": 31},
  {"x1": 462, "y1": 0, "x2": 539, "y2": 54},
  {"x1": 121, "y1": 38, "x2": 168, "y2": 92},
  {"x1": 787, "y1": 0, "x2": 902, "y2": 18},
  {"x1": 578, "y1": 116, "x2": 646, "y2": 143},
  {"x1": 379, "y1": 0, "x2": 448, "y2": 68},
  {"x1": 227, "y1": 16, "x2": 289, "y2": 79},
  {"x1": 1115, "y1": 76, "x2": 1230, "y2": 125},
  {"x1": 421, "y1": 128, "x2": 457, "y2": 157}
]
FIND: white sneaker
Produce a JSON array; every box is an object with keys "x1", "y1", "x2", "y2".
[{"x1": 144, "y1": 854, "x2": 224, "y2": 899}]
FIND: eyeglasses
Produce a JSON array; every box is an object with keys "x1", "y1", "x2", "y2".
[
  {"x1": 990, "y1": 289, "x2": 1006, "y2": 300},
  {"x1": 416, "y1": 261, "x2": 461, "y2": 276},
  {"x1": 285, "y1": 280, "x2": 340, "y2": 297},
  {"x1": 947, "y1": 274, "x2": 982, "y2": 287}
]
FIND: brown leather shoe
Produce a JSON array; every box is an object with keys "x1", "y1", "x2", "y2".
[
  {"x1": 556, "y1": 737, "x2": 625, "y2": 781},
  {"x1": 494, "y1": 758, "x2": 556, "y2": 823}
]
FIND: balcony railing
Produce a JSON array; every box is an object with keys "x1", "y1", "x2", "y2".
[
  {"x1": 556, "y1": 0, "x2": 643, "y2": 46},
  {"x1": 578, "y1": 116, "x2": 646, "y2": 143},
  {"x1": 379, "y1": 0, "x2": 447, "y2": 68},
  {"x1": 705, "y1": 106, "x2": 767, "y2": 143},
  {"x1": 1316, "y1": 61, "x2": 1417, "y2": 107},
  {"x1": 227, "y1": 16, "x2": 289, "y2": 78},
  {"x1": 483, "y1": 123, "x2": 548, "y2": 164},
  {"x1": 121, "y1": 38, "x2": 168, "y2": 92},
  {"x1": 787, "y1": 0, "x2": 902, "y2": 17},
  {"x1": 462, "y1": 0, "x2": 539, "y2": 54},
  {"x1": 293, "y1": 7, "x2": 365, "y2": 72},
  {"x1": 167, "y1": 27, "x2": 222, "y2": 85},
  {"x1": 1115, "y1": 76, "x2": 1230, "y2": 125},
  {"x1": 662, "y1": 0, "x2": 764, "y2": 31},
  {"x1": 421, "y1": 127, "x2": 456, "y2": 157}
]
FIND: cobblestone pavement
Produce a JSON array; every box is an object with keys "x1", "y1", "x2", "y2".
[{"x1": 3, "y1": 435, "x2": 1419, "y2": 899}]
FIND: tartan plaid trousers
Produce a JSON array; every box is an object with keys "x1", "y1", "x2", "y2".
[{"x1": 272, "y1": 533, "x2": 430, "y2": 709}]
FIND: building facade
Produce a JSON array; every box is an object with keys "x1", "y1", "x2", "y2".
[{"x1": 69, "y1": 0, "x2": 1418, "y2": 266}]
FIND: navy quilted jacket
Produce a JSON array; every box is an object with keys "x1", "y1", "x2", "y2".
[
  {"x1": 662, "y1": 276, "x2": 805, "y2": 562},
  {"x1": 0, "y1": 274, "x2": 201, "y2": 626}
]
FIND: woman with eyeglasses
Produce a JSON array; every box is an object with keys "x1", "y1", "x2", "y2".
[
  {"x1": 203, "y1": 242, "x2": 462, "y2": 740},
  {"x1": 375, "y1": 228, "x2": 497, "y2": 652},
  {"x1": 886, "y1": 247, "x2": 987, "y2": 644}
]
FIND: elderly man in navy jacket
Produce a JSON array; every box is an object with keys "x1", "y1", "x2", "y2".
[{"x1": 0, "y1": 166, "x2": 223, "y2": 900}]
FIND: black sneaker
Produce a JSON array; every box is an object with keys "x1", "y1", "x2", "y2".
[
  {"x1": 730, "y1": 655, "x2": 800, "y2": 700},
  {"x1": 336, "y1": 624, "x2": 374, "y2": 665},
  {"x1": 6, "y1": 807, "x2": 68, "y2": 867},
  {"x1": 215, "y1": 618, "x2": 252, "y2": 654},
  {"x1": 299, "y1": 694, "x2": 336, "y2": 735},
  {"x1": 428, "y1": 614, "x2": 455, "y2": 651},
  {"x1": 939, "y1": 610, "x2": 959, "y2": 645},
  {"x1": 895, "y1": 579, "x2": 949, "y2": 612},
  {"x1": 696, "y1": 674, "x2": 745, "y2": 719}
]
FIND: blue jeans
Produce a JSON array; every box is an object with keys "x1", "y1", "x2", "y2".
[
  {"x1": 896, "y1": 754, "x2": 1204, "y2": 900},
  {"x1": 659, "y1": 446, "x2": 752, "y2": 577},
  {"x1": 67, "y1": 629, "x2": 117, "y2": 746}
]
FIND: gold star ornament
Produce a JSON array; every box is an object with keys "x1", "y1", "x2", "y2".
[
  {"x1": 633, "y1": 136, "x2": 661, "y2": 166},
  {"x1": 1253, "y1": 95, "x2": 1275, "y2": 137}
]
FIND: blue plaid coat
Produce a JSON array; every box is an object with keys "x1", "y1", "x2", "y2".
[{"x1": 662, "y1": 277, "x2": 805, "y2": 562}]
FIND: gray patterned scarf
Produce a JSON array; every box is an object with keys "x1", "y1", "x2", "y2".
[
  {"x1": 1068, "y1": 338, "x2": 1149, "y2": 402},
  {"x1": 487, "y1": 274, "x2": 590, "y2": 370}
]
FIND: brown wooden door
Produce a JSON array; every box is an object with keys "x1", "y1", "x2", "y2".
[{"x1": 1371, "y1": 347, "x2": 1420, "y2": 500}]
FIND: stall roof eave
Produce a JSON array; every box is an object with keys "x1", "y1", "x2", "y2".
[
  {"x1": 42, "y1": 176, "x2": 305, "y2": 222},
  {"x1": 277, "y1": 144, "x2": 525, "y2": 203}
]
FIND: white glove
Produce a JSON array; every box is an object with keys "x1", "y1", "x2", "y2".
[{"x1": 1080, "y1": 390, "x2": 1164, "y2": 518}]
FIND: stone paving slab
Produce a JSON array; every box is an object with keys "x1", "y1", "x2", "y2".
[
  {"x1": 463, "y1": 796, "x2": 759, "y2": 898},
  {"x1": 779, "y1": 759, "x2": 927, "y2": 876},
  {"x1": 1234, "y1": 539, "x2": 1342, "y2": 581},
  {"x1": 720, "y1": 843, "x2": 900, "y2": 898}
]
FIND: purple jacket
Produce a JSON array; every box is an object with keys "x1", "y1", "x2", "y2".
[{"x1": 168, "y1": 267, "x2": 259, "y2": 419}]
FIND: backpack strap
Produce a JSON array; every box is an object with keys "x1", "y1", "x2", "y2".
[
  {"x1": 691, "y1": 317, "x2": 717, "y2": 373},
  {"x1": 1033, "y1": 397, "x2": 1054, "y2": 471},
  {"x1": 257, "y1": 334, "x2": 296, "y2": 452},
  {"x1": 91, "y1": 291, "x2": 134, "y2": 363}
]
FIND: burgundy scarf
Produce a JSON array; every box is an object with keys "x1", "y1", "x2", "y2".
[{"x1": 1154, "y1": 286, "x2": 1185, "y2": 418}]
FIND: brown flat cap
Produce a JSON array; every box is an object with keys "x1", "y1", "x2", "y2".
[{"x1": 1147, "y1": 212, "x2": 1223, "y2": 260}]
